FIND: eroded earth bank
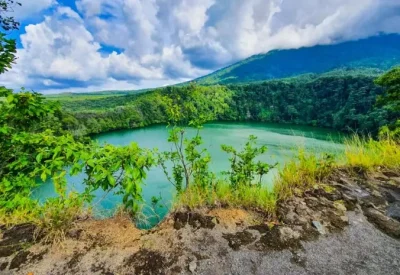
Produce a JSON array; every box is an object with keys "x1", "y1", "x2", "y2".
[{"x1": 1, "y1": 168, "x2": 400, "y2": 275}]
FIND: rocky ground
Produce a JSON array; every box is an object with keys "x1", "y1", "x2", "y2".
[{"x1": 1, "y1": 168, "x2": 400, "y2": 275}]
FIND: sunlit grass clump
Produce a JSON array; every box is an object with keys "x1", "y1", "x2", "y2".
[
  {"x1": 174, "y1": 182, "x2": 277, "y2": 216},
  {"x1": 273, "y1": 149, "x2": 336, "y2": 201},
  {"x1": 345, "y1": 135, "x2": 400, "y2": 170}
]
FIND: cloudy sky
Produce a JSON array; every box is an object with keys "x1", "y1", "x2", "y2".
[{"x1": 1, "y1": 0, "x2": 400, "y2": 94}]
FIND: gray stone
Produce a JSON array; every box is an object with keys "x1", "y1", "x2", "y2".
[
  {"x1": 283, "y1": 211, "x2": 298, "y2": 224},
  {"x1": 387, "y1": 202, "x2": 400, "y2": 222},
  {"x1": 312, "y1": 221, "x2": 326, "y2": 235},
  {"x1": 279, "y1": 227, "x2": 301, "y2": 242},
  {"x1": 189, "y1": 260, "x2": 197, "y2": 273}
]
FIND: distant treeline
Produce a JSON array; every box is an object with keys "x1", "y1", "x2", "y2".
[{"x1": 60, "y1": 70, "x2": 398, "y2": 136}]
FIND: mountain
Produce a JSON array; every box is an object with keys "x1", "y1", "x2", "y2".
[{"x1": 195, "y1": 34, "x2": 400, "y2": 85}]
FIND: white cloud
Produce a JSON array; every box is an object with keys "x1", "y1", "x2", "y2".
[
  {"x1": 14, "y1": 0, "x2": 56, "y2": 20},
  {"x1": 18, "y1": 7, "x2": 107, "y2": 81},
  {"x1": 1, "y1": 0, "x2": 400, "y2": 94},
  {"x1": 38, "y1": 77, "x2": 186, "y2": 94}
]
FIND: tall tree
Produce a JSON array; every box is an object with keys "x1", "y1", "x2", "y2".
[{"x1": 375, "y1": 67, "x2": 400, "y2": 139}]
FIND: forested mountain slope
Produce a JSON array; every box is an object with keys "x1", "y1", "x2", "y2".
[
  {"x1": 59, "y1": 70, "x2": 397, "y2": 136},
  {"x1": 195, "y1": 34, "x2": 400, "y2": 85}
]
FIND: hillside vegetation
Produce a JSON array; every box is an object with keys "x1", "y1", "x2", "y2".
[
  {"x1": 58, "y1": 69, "x2": 398, "y2": 137},
  {"x1": 195, "y1": 34, "x2": 400, "y2": 85}
]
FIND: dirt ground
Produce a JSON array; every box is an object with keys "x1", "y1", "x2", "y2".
[{"x1": 1, "y1": 168, "x2": 400, "y2": 275}]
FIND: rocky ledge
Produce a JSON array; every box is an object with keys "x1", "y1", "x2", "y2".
[{"x1": 0, "y1": 168, "x2": 400, "y2": 275}]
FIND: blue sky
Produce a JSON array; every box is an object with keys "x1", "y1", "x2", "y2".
[{"x1": 1, "y1": 0, "x2": 400, "y2": 94}]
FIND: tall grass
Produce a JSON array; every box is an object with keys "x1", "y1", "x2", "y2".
[
  {"x1": 175, "y1": 136, "x2": 400, "y2": 214},
  {"x1": 344, "y1": 135, "x2": 400, "y2": 170},
  {"x1": 174, "y1": 181, "x2": 277, "y2": 216},
  {"x1": 273, "y1": 149, "x2": 336, "y2": 201}
]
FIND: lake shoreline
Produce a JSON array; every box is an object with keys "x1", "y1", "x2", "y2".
[
  {"x1": 34, "y1": 122, "x2": 346, "y2": 230},
  {"x1": 2, "y1": 167, "x2": 400, "y2": 274}
]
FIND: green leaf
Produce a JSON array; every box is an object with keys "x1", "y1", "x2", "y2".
[
  {"x1": 107, "y1": 174, "x2": 116, "y2": 186},
  {"x1": 40, "y1": 172, "x2": 47, "y2": 182},
  {"x1": 36, "y1": 153, "x2": 43, "y2": 163}
]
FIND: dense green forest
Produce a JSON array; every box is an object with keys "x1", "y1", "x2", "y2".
[
  {"x1": 195, "y1": 34, "x2": 400, "y2": 85},
  {"x1": 59, "y1": 69, "x2": 397, "y2": 137}
]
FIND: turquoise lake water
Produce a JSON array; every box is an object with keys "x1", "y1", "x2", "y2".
[{"x1": 34, "y1": 122, "x2": 345, "y2": 228}]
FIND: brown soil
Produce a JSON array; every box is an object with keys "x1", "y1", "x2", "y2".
[{"x1": 0, "y1": 168, "x2": 399, "y2": 274}]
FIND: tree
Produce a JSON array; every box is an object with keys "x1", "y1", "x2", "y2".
[
  {"x1": 159, "y1": 84, "x2": 231, "y2": 192},
  {"x1": 0, "y1": 0, "x2": 20, "y2": 73},
  {"x1": 375, "y1": 67, "x2": 400, "y2": 140},
  {"x1": 0, "y1": 2, "x2": 156, "y2": 223},
  {"x1": 375, "y1": 67, "x2": 400, "y2": 112}
]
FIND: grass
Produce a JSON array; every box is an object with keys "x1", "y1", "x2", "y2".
[
  {"x1": 0, "y1": 193, "x2": 90, "y2": 244},
  {"x1": 273, "y1": 149, "x2": 336, "y2": 201},
  {"x1": 2, "y1": 135, "x2": 398, "y2": 238},
  {"x1": 174, "y1": 181, "x2": 277, "y2": 216},
  {"x1": 175, "y1": 135, "x2": 400, "y2": 217},
  {"x1": 344, "y1": 135, "x2": 400, "y2": 170},
  {"x1": 37, "y1": 195, "x2": 89, "y2": 244}
]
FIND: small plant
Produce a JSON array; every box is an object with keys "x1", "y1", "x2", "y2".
[
  {"x1": 149, "y1": 194, "x2": 164, "y2": 223},
  {"x1": 159, "y1": 126, "x2": 214, "y2": 192},
  {"x1": 221, "y1": 135, "x2": 277, "y2": 189},
  {"x1": 158, "y1": 84, "x2": 230, "y2": 193}
]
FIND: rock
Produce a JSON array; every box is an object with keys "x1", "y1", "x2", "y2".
[
  {"x1": 0, "y1": 262, "x2": 8, "y2": 271},
  {"x1": 0, "y1": 224, "x2": 37, "y2": 258},
  {"x1": 279, "y1": 227, "x2": 301, "y2": 242},
  {"x1": 333, "y1": 201, "x2": 347, "y2": 212},
  {"x1": 382, "y1": 170, "x2": 400, "y2": 178},
  {"x1": 305, "y1": 197, "x2": 320, "y2": 208},
  {"x1": 372, "y1": 190, "x2": 383, "y2": 198},
  {"x1": 364, "y1": 208, "x2": 400, "y2": 238},
  {"x1": 283, "y1": 211, "x2": 299, "y2": 224},
  {"x1": 223, "y1": 231, "x2": 256, "y2": 251},
  {"x1": 390, "y1": 177, "x2": 400, "y2": 185},
  {"x1": 372, "y1": 172, "x2": 390, "y2": 181},
  {"x1": 295, "y1": 216, "x2": 310, "y2": 226},
  {"x1": 9, "y1": 251, "x2": 30, "y2": 270},
  {"x1": 254, "y1": 227, "x2": 303, "y2": 251},
  {"x1": 189, "y1": 260, "x2": 197, "y2": 273},
  {"x1": 340, "y1": 177, "x2": 356, "y2": 186},
  {"x1": 174, "y1": 212, "x2": 216, "y2": 230},
  {"x1": 312, "y1": 221, "x2": 326, "y2": 235},
  {"x1": 387, "y1": 202, "x2": 400, "y2": 222},
  {"x1": 296, "y1": 203, "x2": 308, "y2": 211},
  {"x1": 340, "y1": 216, "x2": 349, "y2": 224},
  {"x1": 342, "y1": 193, "x2": 357, "y2": 203}
]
